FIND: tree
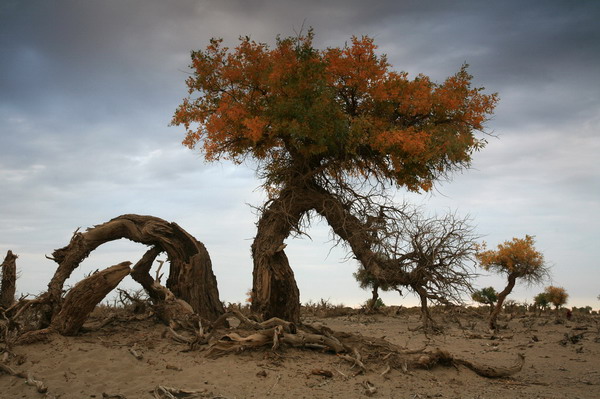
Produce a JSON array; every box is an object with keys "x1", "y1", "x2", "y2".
[
  {"x1": 354, "y1": 207, "x2": 479, "y2": 330},
  {"x1": 533, "y1": 292, "x2": 550, "y2": 315},
  {"x1": 544, "y1": 286, "x2": 568, "y2": 316},
  {"x1": 476, "y1": 235, "x2": 549, "y2": 330},
  {"x1": 173, "y1": 31, "x2": 497, "y2": 322},
  {"x1": 472, "y1": 287, "x2": 498, "y2": 314},
  {"x1": 353, "y1": 265, "x2": 399, "y2": 313}
]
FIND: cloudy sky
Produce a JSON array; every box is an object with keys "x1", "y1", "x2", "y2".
[{"x1": 1, "y1": 0, "x2": 599, "y2": 308}]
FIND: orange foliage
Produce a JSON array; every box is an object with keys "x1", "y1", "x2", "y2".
[
  {"x1": 544, "y1": 285, "x2": 568, "y2": 308},
  {"x1": 476, "y1": 235, "x2": 547, "y2": 281},
  {"x1": 173, "y1": 31, "x2": 498, "y2": 193}
]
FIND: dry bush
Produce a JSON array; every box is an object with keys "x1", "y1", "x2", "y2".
[{"x1": 301, "y1": 299, "x2": 354, "y2": 318}]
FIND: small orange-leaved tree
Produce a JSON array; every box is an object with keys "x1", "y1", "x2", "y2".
[
  {"x1": 544, "y1": 285, "x2": 568, "y2": 316},
  {"x1": 477, "y1": 235, "x2": 549, "y2": 330},
  {"x1": 173, "y1": 30, "x2": 498, "y2": 322}
]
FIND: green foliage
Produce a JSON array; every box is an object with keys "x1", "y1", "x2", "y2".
[
  {"x1": 533, "y1": 292, "x2": 550, "y2": 309},
  {"x1": 471, "y1": 286, "x2": 498, "y2": 306},
  {"x1": 364, "y1": 297, "x2": 386, "y2": 311},
  {"x1": 174, "y1": 31, "x2": 498, "y2": 195},
  {"x1": 353, "y1": 265, "x2": 397, "y2": 292}
]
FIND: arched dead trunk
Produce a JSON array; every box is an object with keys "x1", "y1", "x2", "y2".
[
  {"x1": 0, "y1": 250, "x2": 18, "y2": 309},
  {"x1": 47, "y1": 214, "x2": 223, "y2": 322}
]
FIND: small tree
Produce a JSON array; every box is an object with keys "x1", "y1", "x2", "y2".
[
  {"x1": 353, "y1": 266, "x2": 399, "y2": 312},
  {"x1": 354, "y1": 209, "x2": 478, "y2": 330},
  {"x1": 545, "y1": 286, "x2": 568, "y2": 316},
  {"x1": 472, "y1": 287, "x2": 498, "y2": 314},
  {"x1": 533, "y1": 292, "x2": 550, "y2": 315},
  {"x1": 476, "y1": 235, "x2": 549, "y2": 330}
]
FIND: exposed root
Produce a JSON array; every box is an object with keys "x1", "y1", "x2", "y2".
[
  {"x1": 454, "y1": 352, "x2": 525, "y2": 378},
  {"x1": 0, "y1": 362, "x2": 50, "y2": 394},
  {"x1": 195, "y1": 314, "x2": 524, "y2": 379}
]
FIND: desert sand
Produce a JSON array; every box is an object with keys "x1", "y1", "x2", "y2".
[{"x1": 1, "y1": 305, "x2": 599, "y2": 399}]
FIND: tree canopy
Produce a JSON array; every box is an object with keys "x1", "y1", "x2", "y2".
[
  {"x1": 476, "y1": 235, "x2": 549, "y2": 330},
  {"x1": 544, "y1": 286, "x2": 568, "y2": 310},
  {"x1": 472, "y1": 287, "x2": 498, "y2": 307},
  {"x1": 477, "y1": 235, "x2": 548, "y2": 285},
  {"x1": 173, "y1": 30, "x2": 498, "y2": 322},
  {"x1": 173, "y1": 31, "x2": 498, "y2": 194}
]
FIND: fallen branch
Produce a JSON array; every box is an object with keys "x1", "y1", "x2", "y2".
[
  {"x1": 152, "y1": 385, "x2": 207, "y2": 398},
  {"x1": 0, "y1": 362, "x2": 49, "y2": 394}
]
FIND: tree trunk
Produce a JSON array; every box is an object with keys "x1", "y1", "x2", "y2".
[
  {"x1": 307, "y1": 186, "x2": 411, "y2": 285},
  {"x1": 368, "y1": 283, "x2": 380, "y2": 312},
  {"x1": 0, "y1": 250, "x2": 17, "y2": 309},
  {"x1": 51, "y1": 262, "x2": 131, "y2": 335},
  {"x1": 251, "y1": 188, "x2": 312, "y2": 323},
  {"x1": 489, "y1": 274, "x2": 516, "y2": 331},
  {"x1": 418, "y1": 290, "x2": 431, "y2": 331},
  {"x1": 48, "y1": 214, "x2": 223, "y2": 322}
]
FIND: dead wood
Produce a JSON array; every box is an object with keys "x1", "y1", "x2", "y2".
[
  {"x1": 0, "y1": 362, "x2": 49, "y2": 393},
  {"x1": 14, "y1": 327, "x2": 55, "y2": 345},
  {"x1": 51, "y1": 262, "x2": 131, "y2": 335},
  {"x1": 129, "y1": 248, "x2": 199, "y2": 328},
  {"x1": 454, "y1": 352, "x2": 525, "y2": 378},
  {"x1": 152, "y1": 385, "x2": 209, "y2": 398},
  {"x1": 0, "y1": 250, "x2": 18, "y2": 309},
  {"x1": 130, "y1": 247, "x2": 165, "y2": 302},
  {"x1": 48, "y1": 214, "x2": 224, "y2": 321},
  {"x1": 225, "y1": 309, "x2": 296, "y2": 333},
  {"x1": 198, "y1": 314, "x2": 525, "y2": 379}
]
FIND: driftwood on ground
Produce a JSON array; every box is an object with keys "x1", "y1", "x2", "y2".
[{"x1": 164, "y1": 310, "x2": 524, "y2": 379}]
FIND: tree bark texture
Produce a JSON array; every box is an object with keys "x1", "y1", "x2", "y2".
[
  {"x1": 251, "y1": 188, "x2": 312, "y2": 323},
  {"x1": 307, "y1": 186, "x2": 412, "y2": 285},
  {"x1": 49, "y1": 214, "x2": 223, "y2": 321},
  {"x1": 251, "y1": 183, "x2": 414, "y2": 322},
  {"x1": 51, "y1": 262, "x2": 131, "y2": 335},
  {"x1": 489, "y1": 274, "x2": 516, "y2": 331},
  {"x1": 0, "y1": 250, "x2": 17, "y2": 309}
]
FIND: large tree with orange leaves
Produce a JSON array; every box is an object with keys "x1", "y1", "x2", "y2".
[
  {"x1": 173, "y1": 31, "x2": 498, "y2": 322},
  {"x1": 477, "y1": 235, "x2": 549, "y2": 330}
]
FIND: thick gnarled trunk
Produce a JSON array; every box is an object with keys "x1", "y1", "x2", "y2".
[{"x1": 251, "y1": 188, "x2": 311, "y2": 323}]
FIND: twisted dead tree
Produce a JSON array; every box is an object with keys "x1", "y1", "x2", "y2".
[
  {"x1": 354, "y1": 208, "x2": 479, "y2": 331},
  {"x1": 46, "y1": 214, "x2": 223, "y2": 323},
  {"x1": 3, "y1": 214, "x2": 223, "y2": 340}
]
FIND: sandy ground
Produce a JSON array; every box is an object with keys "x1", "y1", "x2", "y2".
[{"x1": 1, "y1": 307, "x2": 599, "y2": 399}]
